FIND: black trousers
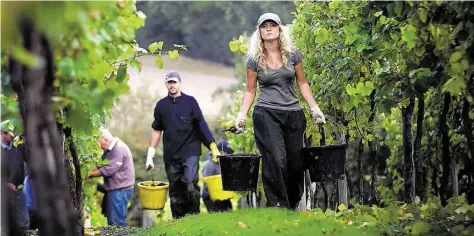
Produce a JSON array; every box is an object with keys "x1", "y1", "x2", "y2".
[
  {"x1": 252, "y1": 106, "x2": 307, "y2": 209},
  {"x1": 203, "y1": 197, "x2": 232, "y2": 213},
  {"x1": 165, "y1": 156, "x2": 200, "y2": 219}
]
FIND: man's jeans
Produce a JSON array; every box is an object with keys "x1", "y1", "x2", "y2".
[
  {"x1": 106, "y1": 187, "x2": 133, "y2": 226},
  {"x1": 18, "y1": 177, "x2": 30, "y2": 229},
  {"x1": 165, "y1": 156, "x2": 200, "y2": 219}
]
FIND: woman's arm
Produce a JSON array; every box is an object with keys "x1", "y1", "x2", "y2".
[
  {"x1": 295, "y1": 61, "x2": 326, "y2": 123},
  {"x1": 235, "y1": 68, "x2": 257, "y2": 128},
  {"x1": 239, "y1": 68, "x2": 258, "y2": 114},
  {"x1": 295, "y1": 62, "x2": 317, "y2": 108}
]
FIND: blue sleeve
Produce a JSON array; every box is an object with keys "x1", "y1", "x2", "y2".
[
  {"x1": 151, "y1": 101, "x2": 164, "y2": 131},
  {"x1": 202, "y1": 154, "x2": 221, "y2": 177},
  {"x1": 191, "y1": 97, "x2": 215, "y2": 148}
]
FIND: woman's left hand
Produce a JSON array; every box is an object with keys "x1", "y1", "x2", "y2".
[{"x1": 311, "y1": 105, "x2": 326, "y2": 124}]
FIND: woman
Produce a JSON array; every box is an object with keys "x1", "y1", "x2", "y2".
[{"x1": 234, "y1": 12, "x2": 325, "y2": 209}]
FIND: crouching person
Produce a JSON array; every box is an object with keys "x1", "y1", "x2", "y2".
[
  {"x1": 202, "y1": 141, "x2": 233, "y2": 213},
  {"x1": 89, "y1": 128, "x2": 135, "y2": 226}
]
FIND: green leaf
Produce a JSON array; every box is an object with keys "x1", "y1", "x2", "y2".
[
  {"x1": 419, "y1": 10, "x2": 428, "y2": 23},
  {"x1": 101, "y1": 158, "x2": 109, "y2": 166},
  {"x1": 317, "y1": 27, "x2": 330, "y2": 46},
  {"x1": 451, "y1": 63, "x2": 462, "y2": 74},
  {"x1": 442, "y1": 76, "x2": 466, "y2": 95},
  {"x1": 365, "y1": 81, "x2": 375, "y2": 91},
  {"x1": 401, "y1": 24, "x2": 417, "y2": 49},
  {"x1": 450, "y1": 225, "x2": 465, "y2": 236},
  {"x1": 343, "y1": 102, "x2": 354, "y2": 113},
  {"x1": 448, "y1": 194, "x2": 467, "y2": 206},
  {"x1": 346, "y1": 84, "x2": 356, "y2": 96},
  {"x1": 415, "y1": 196, "x2": 420, "y2": 205},
  {"x1": 415, "y1": 46, "x2": 425, "y2": 57},
  {"x1": 356, "y1": 82, "x2": 365, "y2": 94},
  {"x1": 168, "y1": 50, "x2": 179, "y2": 60},
  {"x1": 229, "y1": 40, "x2": 239, "y2": 52},
  {"x1": 460, "y1": 59, "x2": 469, "y2": 71},
  {"x1": 359, "y1": 213, "x2": 377, "y2": 226},
  {"x1": 12, "y1": 46, "x2": 41, "y2": 68},
  {"x1": 148, "y1": 41, "x2": 164, "y2": 54},
  {"x1": 156, "y1": 53, "x2": 164, "y2": 69},
  {"x1": 429, "y1": 23, "x2": 438, "y2": 37},
  {"x1": 449, "y1": 52, "x2": 462, "y2": 63},
  {"x1": 356, "y1": 43, "x2": 367, "y2": 52},
  {"x1": 116, "y1": 64, "x2": 127, "y2": 83},
  {"x1": 411, "y1": 221, "x2": 430, "y2": 235},
  {"x1": 66, "y1": 106, "x2": 93, "y2": 135},
  {"x1": 238, "y1": 35, "x2": 245, "y2": 44},
  {"x1": 355, "y1": 82, "x2": 373, "y2": 97},
  {"x1": 353, "y1": 95, "x2": 361, "y2": 106},
  {"x1": 374, "y1": 11, "x2": 383, "y2": 17},
  {"x1": 454, "y1": 203, "x2": 470, "y2": 214},
  {"x1": 129, "y1": 59, "x2": 142, "y2": 72},
  {"x1": 337, "y1": 203, "x2": 346, "y2": 211},
  {"x1": 239, "y1": 44, "x2": 248, "y2": 54},
  {"x1": 344, "y1": 34, "x2": 358, "y2": 45},
  {"x1": 58, "y1": 57, "x2": 76, "y2": 77},
  {"x1": 409, "y1": 68, "x2": 431, "y2": 80},
  {"x1": 380, "y1": 15, "x2": 388, "y2": 25}
]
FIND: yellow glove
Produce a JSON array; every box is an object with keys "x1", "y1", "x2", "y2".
[{"x1": 209, "y1": 142, "x2": 220, "y2": 163}]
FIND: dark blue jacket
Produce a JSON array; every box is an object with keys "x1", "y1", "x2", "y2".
[
  {"x1": 1, "y1": 140, "x2": 26, "y2": 187},
  {"x1": 152, "y1": 93, "x2": 215, "y2": 162}
]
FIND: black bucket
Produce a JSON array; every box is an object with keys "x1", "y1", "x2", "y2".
[
  {"x1": 303, "y1": 144, "x2": 347, "y2": 182},
  {"x1": 218, "y1": 154, "x2": 261, "y2": 191}
]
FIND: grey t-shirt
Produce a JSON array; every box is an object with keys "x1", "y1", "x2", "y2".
[{"x1": 246, "y1": 47, "x2": 304, "y2": 111}]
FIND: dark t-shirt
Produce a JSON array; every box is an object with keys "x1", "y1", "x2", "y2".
[{"x1": 246, "y1": 46, "x2": 304, "y2": 111}]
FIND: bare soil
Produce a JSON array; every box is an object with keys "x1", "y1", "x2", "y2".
[{"x1": 126, "y1": 55, "x2": 238, "y2": 118}]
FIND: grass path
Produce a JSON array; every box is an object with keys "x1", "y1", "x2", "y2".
[{"x1": 138, "y1": 208, "x2": 379, "y2": 236}]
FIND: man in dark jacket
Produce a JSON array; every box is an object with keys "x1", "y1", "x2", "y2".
[
  {"x1": 146, "y1": 71, "x2": 220, "y2": 219},
  {"x1": 202, "y1": 141, "x2": 233, "y2": 213},
  {"x1": 1, "y1": 120, "x2": 29, "y2": 232}
]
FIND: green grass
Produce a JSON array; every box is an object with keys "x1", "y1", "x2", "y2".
[{"x1": 139, "y1": 208, "x2": 380, "y2": 236}]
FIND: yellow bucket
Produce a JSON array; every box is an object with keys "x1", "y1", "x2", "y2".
[
  {"x1": 137, "y1": 181, "x2": 169, "y2": 210},
  {"x1": 203, "y1": 175, "x2": 235, "y2": 201}
]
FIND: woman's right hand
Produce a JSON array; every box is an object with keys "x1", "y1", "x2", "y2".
[{"x1": 234, "y1": 112, "x2": 247, "y2": 131}]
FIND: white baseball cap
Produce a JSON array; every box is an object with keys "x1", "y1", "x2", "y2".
[{"x1": 257, "y1": 12, "x2": 282, "y2": 27}]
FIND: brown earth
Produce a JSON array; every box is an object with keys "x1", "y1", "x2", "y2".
[
  {"x1": 127, "y1": 55, "x2": 238, "y2": 118},
  {"x1": 105, "y1": 54, "x2": 240, "y2": 133}
]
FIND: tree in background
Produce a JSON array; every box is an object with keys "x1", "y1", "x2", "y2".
[
  {"x1": 291, "y1": 0, "x2": 474, "y2": 206},
  {"x1": 1, "y1": 1, "x2": 182, "y2": 234},
  {"x1": 135, "y1": 1, "x2": 296, "y2": 66}
]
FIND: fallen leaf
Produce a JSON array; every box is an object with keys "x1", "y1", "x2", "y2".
[
  {"x1": 338, "y1": 203, "x2": 347, "y2": 211},
  {"x1": 84, "y1": 229, "x2": 95, "y2": 236},
  {"x1": 237, "y1": 221, "x2": 247, "y2": 228}
]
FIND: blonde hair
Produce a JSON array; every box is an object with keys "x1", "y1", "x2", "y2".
[{"x1": 247, "y1": 24, "x2": 294, "y2": 74}]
